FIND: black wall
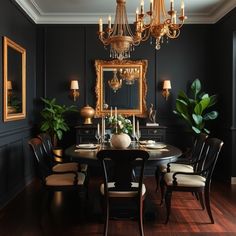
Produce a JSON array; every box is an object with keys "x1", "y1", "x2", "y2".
[
  {"x1": 0, "y1": 0, "x2": 36, "y2": 207},
  {"x1": 37, "y1": 24, "x2": 213, "y2": 148},
  {"x1": 210, "y1": 8, "x2": 236, "y2": 181}
]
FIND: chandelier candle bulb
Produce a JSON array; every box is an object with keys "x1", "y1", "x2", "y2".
[
  {"x1": 136, "y1": 8, "x2": 139, "y2": 22},
  {"x1": 150, "y1": 0, "x2": 153, "y2": 13},
  {"x1": 140, "y1": 0, "x2": 144, "y2": 14},
  {"x1": 170, "y1": 0, "x2": 174, "y2": 11},
  {"x1": 108, "y1": 15, "x2": 111, "y2": 29},
  {"x1": 181, "y1": 0, "x2": 185, "y2": 16},
  {"x1": 99, "y1": 18, "x2": 103, "y2": 32}
]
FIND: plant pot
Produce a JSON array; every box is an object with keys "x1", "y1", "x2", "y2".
[{"x1": 110, "y1": 133, "x2": 131, "y2": 149}]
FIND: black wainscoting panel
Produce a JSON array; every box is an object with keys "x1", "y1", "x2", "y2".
[{"x1": 0, "y1": 127, "x2": 35, "y2": 208}]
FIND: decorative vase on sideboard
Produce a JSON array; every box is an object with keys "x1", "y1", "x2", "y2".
[{"x1": 110, "y1": 133, "x2": 131, "y2": 149}]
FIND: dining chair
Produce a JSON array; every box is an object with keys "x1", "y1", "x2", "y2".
[
  {"x1": 28, "y1": 138, "x2": 87, "y2": 195},
  {"x1": 162, "y1": 138, "x2": 223, "y2": 224},
  {"x1": 38, "y1": 133, "x2": 88, "y2": 174},
  {"x1": 97, "y1": 149, "x2": 149, "y2": 236},
  {"x1": 155, "y1": 133, "x2": 208, "y2": 192}
]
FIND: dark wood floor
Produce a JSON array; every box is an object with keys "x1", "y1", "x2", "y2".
[{"x1": 0, "y1": 177, "x2": 236, "y2": 236}]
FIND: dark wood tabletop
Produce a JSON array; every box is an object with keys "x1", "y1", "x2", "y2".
[{"x1": 64, "y1": 143, "x2": 182, "y2": 166}]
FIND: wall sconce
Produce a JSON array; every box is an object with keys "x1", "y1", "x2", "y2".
[
  {"x1": 162, "y1": 80, "x2": 171, "y2": 100},
  {"x1": 70, "y1": 80, "x2": 79, "y2": 101}
]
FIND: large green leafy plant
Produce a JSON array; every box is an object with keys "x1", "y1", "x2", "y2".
[
  {"x1": 40, "y1": 98, "x2": 77, "y2": 146},
  {"x1": 173, "y1": 79, "x2": 218, "y2": 134}
]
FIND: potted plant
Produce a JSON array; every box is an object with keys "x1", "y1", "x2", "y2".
[
  {"x1": 173, "y1": 79, "x2": 218, "y2": 134},
  {"x1": 40, "y1": 98, "x2": 77, "y2": 146}
]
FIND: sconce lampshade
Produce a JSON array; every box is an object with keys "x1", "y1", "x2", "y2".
[
  {"x1": 163, "y1": 80, "x2": 171, "y2": 90},
  {"x1": 70, "y1": 80, "x2": 79, "y2": 90},
  {"x1": 7, "y1": 80, "x2": 12, "y2": 90}
]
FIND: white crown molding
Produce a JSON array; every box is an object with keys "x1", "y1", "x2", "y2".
[{"x1": 13, "y1": 0, "x2": 236, "y2": 25}]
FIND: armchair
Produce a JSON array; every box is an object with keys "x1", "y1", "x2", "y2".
[{"x1": 163, "y1": 138, "x2": 223, "y2": 224}]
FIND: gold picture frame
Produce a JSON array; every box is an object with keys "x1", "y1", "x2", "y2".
[
  {"x1": 95, "y1": 59, "x2": 148, "y2": 117},
  {"x1": 3, "y1": 36, "x2": 26, "y2": 122}
]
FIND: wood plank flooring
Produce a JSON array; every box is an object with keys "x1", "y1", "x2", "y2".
[{"x1": 0, "y1": 177, "x2": 236, "y2": 236}]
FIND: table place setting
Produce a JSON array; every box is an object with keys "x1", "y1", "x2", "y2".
[{"x1": 75, "y1": 143, "x2": 100, "y2": 152}]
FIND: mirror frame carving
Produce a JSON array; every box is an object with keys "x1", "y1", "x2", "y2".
[
  {"x1": 3, "y1": 36, "x2": 26, "y2": 122},
  {"x1": 95, "y1": 59, "x2": 148, "y2": 117}
]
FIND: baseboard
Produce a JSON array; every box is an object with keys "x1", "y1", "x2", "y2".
[{"x1": 231, "y1": 177, "x2": 236, "y2": 184}]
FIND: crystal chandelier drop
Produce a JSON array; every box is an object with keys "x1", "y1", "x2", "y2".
[
  {"x1": 135, "y1": 0, "x2": 187, "y2": 50},
  {"x1": 98, "y1": 0, "x2": 141, "y2": 60},
  {"x1": 119, "y1": 68, "x2": 140, "y2": 85},
  {"x1": 108, "y1": 70, "x2": 122, "y2": 92}
]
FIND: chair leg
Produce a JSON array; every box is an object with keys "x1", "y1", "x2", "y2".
[
  {"x1": 155, "y1": 166, "x2": 160, "y2": 192},
  {"x1": 198, "y1": 192, "x2": 205, "y2": 210},
  {"x1": 104, "y1": 198, "x2": 109, "y2": 236},
  {"x1": 160, "y1": 178, "x2": 165, "y2": 206},
  {"x1": 204, "y1": 187, "x2": 214, "y2": 224},
  {"x1": 165, "y1": 189, "x2": 172, "y2": 224},
  {"x1": 138, "y1": 199, "x2": 144, "y2": 236}
]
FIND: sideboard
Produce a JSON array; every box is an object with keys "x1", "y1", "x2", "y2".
[{"x1": 75, "y1": 125, "x2": 167, "y2": 144}]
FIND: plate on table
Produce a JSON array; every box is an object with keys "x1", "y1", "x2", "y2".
[
  {"x1": 145, "y1": 143, "x2": 167, "y2": 149},
  {"x1": 140, "y1": 140, "x2": 155, "y2": 145},
  {"x1": 76, "y1": 144, "x2": 98, "y2": 149}
]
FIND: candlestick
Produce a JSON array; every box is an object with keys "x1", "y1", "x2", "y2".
[
  {"x1": 137, "y1": 120, "x2": 139, "y2": 134},
  {"x1": 110, "y1": 106, "x2": 113, "y2": 117},
  {"x1": 97, "y1": 123, "x2": 100, "y2": 136},
  {"x1": 101, "y1": 116, "x2": 105, "y2": 142},
  {"x1": 132, "y1": 114, "x2": 136, "y2": 138},
  {"x1": 115, "y1": 107, "x2": 118, "y2": 133}
]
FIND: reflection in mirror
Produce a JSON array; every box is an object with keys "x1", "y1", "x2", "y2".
[
  {"x1": 95, "y1": 60, "x2": 148, "y2": 117},
  {"x1": 3, "y1": 36, "x2": 26, "y2": 122}
]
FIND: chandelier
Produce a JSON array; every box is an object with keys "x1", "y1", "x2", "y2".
[
  {"x1": 98, "y1": 0, "x2": 141, "y2": 60},
  {"x1": 119, "y1": 68, "x2": 140, "y2": 85},
  {"x1": 135, "y1": 0, "x2": 187, "y2": 50},
  {"x1": 108, "y1": 70, "x2": 122, "y2": 92}
]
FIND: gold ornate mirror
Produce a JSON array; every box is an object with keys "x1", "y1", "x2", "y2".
[
  {"x1": 3, "y1": 36, "x2": 26, "y2": 122},
  {"x1": 95, "y1": 59, "x2": 148, "y2": 117}
]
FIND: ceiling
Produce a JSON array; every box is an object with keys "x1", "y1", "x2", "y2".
[{"x1": 14, "y1": 0, "x2": 236, "y2": 24}]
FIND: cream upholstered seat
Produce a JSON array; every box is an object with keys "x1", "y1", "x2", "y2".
[
  {"x1": 164, "y1": 173, "x2": 206, "y2": 187},
  {"x1": 45, "y1": 172, "x2": 86, "y2": 186},
  {"x1": 156, "y1": 133, "x2": 208, "y2": 192},
  {"x1": 100, "y1": 182, "x2": 146, "y2": 198},
  {"x1": 160, "y1": 163, "x2": 194, "y2": 173},
  {"x1": 52, "y1": 162, "x2": 78, "y2": 172}
]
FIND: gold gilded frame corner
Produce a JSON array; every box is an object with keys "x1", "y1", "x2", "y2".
[
  {"x1": 95, "y1": 59, "x2": 148, "y2": 117},
  {"x1": 3, "y1": 36, "x2": 26, "y2": 122}
]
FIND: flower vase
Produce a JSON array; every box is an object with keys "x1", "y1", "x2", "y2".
[{"x1": 111, "y1": 133, "x2": 131, "y2": 149}]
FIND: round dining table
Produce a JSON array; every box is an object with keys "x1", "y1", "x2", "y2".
[{"x1": 64, "y1": 142, "x2": 182, "y2": 167}]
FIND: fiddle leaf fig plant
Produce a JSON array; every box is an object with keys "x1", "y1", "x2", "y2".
[
  {"x1": 173, "y1": 79, "x2": 218, "y2": 134},
  {"x1": 40, "y1": 98, "x2": 77, "y2": 146}
]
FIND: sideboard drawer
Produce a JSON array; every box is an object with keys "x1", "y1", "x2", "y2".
[{"x1": 77, "y1": 128, "x2": 95, "y2": 136}]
